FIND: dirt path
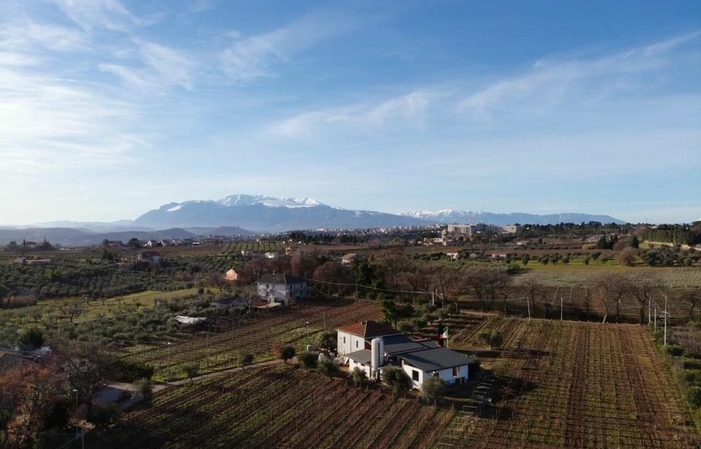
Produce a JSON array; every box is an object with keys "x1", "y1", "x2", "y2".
[{"x1": 164, "y1": 358, "x2": 285, "y2": 386}]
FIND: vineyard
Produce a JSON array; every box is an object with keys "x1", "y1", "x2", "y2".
[
  {"x1": 221, "y1": 241, "x2": 287, "y2": 255},
  {"x1": 433, "y1": 316, "x2": 701, "y2": 448},
  {"x1": 462, "y1": 274, "x2": 701, "y2": 324},
  {"x1": 121, "y1": 299, "x2": 382, "y2": 379},
  {"x1": 88, "y1": 365, "x2": 455, "y2": 449}
]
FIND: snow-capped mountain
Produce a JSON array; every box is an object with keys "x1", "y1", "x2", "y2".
[
  {"x1": 217, "y1": 194, "x2": 323, "y2": 208},
  {"x1": 134, "y1": 194, "x2": 427, "y2": 231},
  {"x1": 401, "y1": 210, "x2": 625, "y2": 225}
]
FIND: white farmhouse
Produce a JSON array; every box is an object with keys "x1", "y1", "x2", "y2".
[
  {"x1": 337, "y1": 320, "x2": 471, "y2": 390},
  {"x1": 256, "y1": 274, "x2": 308, "y2": 304},
  {"x1": 337, "y1": 321, "x2": 401, "y2": 356}
]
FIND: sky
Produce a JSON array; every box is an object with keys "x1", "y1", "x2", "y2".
[{"x1": 0, "y1": 0, "x2": 699, "y2": 225}]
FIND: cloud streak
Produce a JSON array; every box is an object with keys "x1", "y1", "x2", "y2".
[
  {"x1": 48, "y1": 0, "x2": 143, "y2": 32},
  {"x1": 458, "y1": 31, "x2": 701, "y2": 120},
  {"x1": 220, "y1": 10, "x2": 359, "y2": 81}
]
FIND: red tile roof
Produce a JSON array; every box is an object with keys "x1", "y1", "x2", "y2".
[{"x1": 337, "y1": 320, "x2": 400, "y2": 338}]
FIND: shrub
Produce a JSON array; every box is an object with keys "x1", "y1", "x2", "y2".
[
  {"x1": 317, "y1": 359, "x2": 338, "y2": 380},
  {"x1": 106, "y1": 358, "x2": 154, "y2": 382},
  {"x1": 683, "y1": 360, "x2": 701, "y2": 370},
  {"x1": 381, "y1": 366, "x2": 412, "y2": 395},
  {"x1": 239, "y1": 350, "x2": 254, "y2": 369},
  {"x1": 688, "y1": 386, "x2": 701, "y2": 408},
  {"x1": 667, "y1": 345, "x2": 684, "y2": 357},
  {"x1": 17, "y1": 328, "x2": 44, "y2": 350},
  {"x1": 398, "y1": 320, "x2": 415, "y2": 333},
  {"x1": 134, "y1": 378, "x2": 153, "y2": 402},
  {"x1": 351, "y1": 367, "x2": 367, "y2": 387},
  {"x1": 88, "y1": 403, "x2": 121, "y2": 429},
  {"x1": 297, "y1": 351, "x2": 318, "y2": 370},
  {"x1": 421, "y1": 376, "x2": 447, "y2": 403},
  {"x1": 183, "y1": 363, "x2": 200, "y2": 384},
  {"x1": 280, "y1": 346, "x2": 296, "y2": 364}
]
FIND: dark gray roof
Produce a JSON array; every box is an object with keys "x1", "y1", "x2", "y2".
[
  {"x1": 346, "y1": 349, "x2": 372, "y2": 365},
  {"x1": 398, "y1": 347, "x2": 472, "y2": 372},
  {"x1": 383, "y1": 335, "x2": 435, "y2": 355},
  {"x1": 257, "y1": 274, "x2": 306, "y2": 285}
]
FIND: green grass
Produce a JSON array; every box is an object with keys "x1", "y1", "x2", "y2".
[{"x1": 35, "y1": 288, "x2": 201, "y2": 322}]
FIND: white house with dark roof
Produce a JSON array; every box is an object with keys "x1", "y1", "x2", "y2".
[
  {"x1": 337, "y1": 320, "x2": 471, "y2": 389},
  {"x1": 256, "y1": 274, "x2": 308, "y2": 303},
  {"x1": 398, "y1": 347, "x2": 470, "y2": 389}
]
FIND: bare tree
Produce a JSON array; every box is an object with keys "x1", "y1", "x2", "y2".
[
  {"x1": 677, "y1": 287, "x2": 701, "y2": 320},
  {"x1": 628, "y1": 271, "x2": 660, "y2": 324},
  {"x1": 461, "y1": 268, "x2": 511, "y2": 312},
  {"x1": 520, "y1": 274, "x2": 546, "y2": 316},
  {"x1": 616, "y1": 247, "x2": 637, "y2": 267},
  {"x1": 54, "y1": 341, "x2": 112, "y2": 416},
  {"x1": 588, "y1": 272, "x2": 634, "y2": 322}
]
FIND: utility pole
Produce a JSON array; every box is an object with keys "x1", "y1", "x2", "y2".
[
  {"x1": 206, "y1": 325, "x2": 210, "y2": 368},
  {"x1": 167, "y1": 342, "x2": 172, "y2": 381},
  {"x1": 648, "y1": 295, "x2": 651, "y2": 325},
  {"x1": 664, "y1": 294, "x2": 668, "y2": 347},
  {"x1": 526, "y1": 295, "x2": 531, "y2": 320},
  {"x1": 560, "y1": 296, "x2": 563, "y2": 321}
]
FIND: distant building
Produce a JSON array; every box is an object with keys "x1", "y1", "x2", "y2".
[
  {"x1": 256, "y1": 274, "x2": 308, "y2": 303},
  {"x1": 225, "y1": 268, "x2": 241, "y2": 282},
  {"x1": 139, "y1": 251, "x2": 161, "y2": 263},
  {"x1": 445, "y1": 223, "x2": 521, "y2": 238},
  {"x1": 341, "y1": 253, "x2": 357, "y2": 265}
]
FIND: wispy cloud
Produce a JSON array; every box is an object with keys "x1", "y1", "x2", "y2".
[
  {"x1": 188, "y1": 0, "x2": 217, "y2": 14},
  {"x1": 0, "y1": 21, "x2": 88, "y2": 52},
  {"x1": 268, "y1": 89, "x2": 438, "y2": 138},
  {"x1": 100, "y1": 39, "x2": 198, "y2": 91},
  {"x1": 48, "y1": 0, "x2": 142, "y2": 32},
  {"x1": 458, "y1": 31, "x2": 701, "y2": 120},
  {"x1": 220, "y1": 10, "x2": 359, "y2": 81},
  {"x1": 0, "y1": 63, "x2": 142, "y2": 174}
]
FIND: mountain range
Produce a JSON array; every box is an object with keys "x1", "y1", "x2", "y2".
[{"x1": 0, "y1": 194, "x2": 625, "y2": 246}]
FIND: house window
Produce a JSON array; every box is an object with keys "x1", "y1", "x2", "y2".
[
  {"x1": 453, "y1": 366, "x2": 460, "y2": 376},
  {"x1": 356, "y1": 341, "x2": 359, "y2": 348},
  {"x1": 412, "y1": 370, "x2": 419, "y2": 381},
  {"x1": 343, "y1": 337, "x2": 346, "y2": 344}
]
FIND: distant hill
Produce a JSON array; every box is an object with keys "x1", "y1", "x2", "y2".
[
  {"x1": 1, "y1": 194, "x2": 628, "y2": 245},
  {"x1": 0, "y1": 228, "x2": 211, "y2": 247},
  {"x1": 401, "y1": 210, "x2": 626, "y2": 225}
]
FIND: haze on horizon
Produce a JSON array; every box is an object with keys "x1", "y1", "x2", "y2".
[{"x1": 0, "y1": 0, "x2": 699, "y2": 226}]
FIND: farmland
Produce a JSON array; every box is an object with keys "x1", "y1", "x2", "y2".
[
  {"x1": 434, "y1": 315, "x2": 700, "y2": 449},
  {"x1": 87, "y1": 364, "x2": 455, "y2": 449},
  {"x1": 86, "y1": 311, "x2": 701, "y2": 449},
  {"x1": 121, "y1": 299, "x2": 382, "y2": 380}
]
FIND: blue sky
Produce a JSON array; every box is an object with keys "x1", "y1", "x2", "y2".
[{"x1": 0, "y1": 0, "x2": 699, "y2": 225}]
